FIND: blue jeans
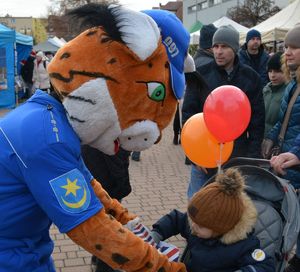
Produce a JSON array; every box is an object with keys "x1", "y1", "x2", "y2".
[{"x1": 187, "y1": 165, "x2": 208, "y2": 199}]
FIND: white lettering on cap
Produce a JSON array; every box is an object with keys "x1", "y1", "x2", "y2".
[{"x1": 164, "y1": 36, "x2": 179, "y2": 58}]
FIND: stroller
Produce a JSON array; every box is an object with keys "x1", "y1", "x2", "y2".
[{"x1": 181, "y1": 157, "x2": 300, "y2": 272}]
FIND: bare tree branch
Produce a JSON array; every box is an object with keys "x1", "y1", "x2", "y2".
[{"x1": 227, "y1": 0, "x2": 280, "y2": 28}]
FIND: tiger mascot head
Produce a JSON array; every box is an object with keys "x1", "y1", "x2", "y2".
[{"x1": 47, "y1": 4, "x2": 190, "y2": 155}]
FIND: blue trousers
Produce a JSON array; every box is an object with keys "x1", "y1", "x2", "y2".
[{"x1": 187, "y1": 165, "x2": 208, "y2": 199}]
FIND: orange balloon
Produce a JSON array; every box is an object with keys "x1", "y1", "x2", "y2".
[{"x1": 181, "y1": 113, "x2": 234, "y2": 168}]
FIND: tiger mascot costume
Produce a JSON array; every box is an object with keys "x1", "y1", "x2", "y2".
[{"x1": 0, "y1": 3, "x2": 190, "y2": 272}]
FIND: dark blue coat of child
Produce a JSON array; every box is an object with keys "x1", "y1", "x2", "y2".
[{"x1": 151, "y1": 169, "x2": 275, "y2": 272}]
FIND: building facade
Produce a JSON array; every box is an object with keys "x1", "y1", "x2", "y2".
[
  {"x1": 183, "y1": 0, "x2": 292, "y2": 30},
  {"x1": 0, "y1": 16, "x2": 48, "y2": 44},
  {"x1": 0, "y1": 16, "x2": 33, "y2": 35}
]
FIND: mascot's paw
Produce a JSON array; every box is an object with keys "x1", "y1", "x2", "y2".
[{"x1": 67, "y1": 210, "x2": 187, "y2": 272}]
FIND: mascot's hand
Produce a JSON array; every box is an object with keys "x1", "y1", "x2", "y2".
[
  {"x1": 91, "y1": 179, "x2": 136, "y2": 224},
  {"x1": 124, "y1": 217, "x2": 140, "y2": 231},
  {"x1": 67, "y1": 209, "x2": 186, "y2": 272}
]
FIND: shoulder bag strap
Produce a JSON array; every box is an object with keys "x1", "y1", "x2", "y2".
[{"x1": 278, "y1": 85, "x2": 300, "y2": 145}]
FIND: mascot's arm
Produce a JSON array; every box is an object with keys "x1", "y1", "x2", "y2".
[
  {"x1": 91, "y1": 179, "x2": 135, "y2": 224},
  {"x1": 67, "y1": 209, "x2": 186, "y2": 272}
]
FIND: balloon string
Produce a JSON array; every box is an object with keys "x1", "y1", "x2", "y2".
[{"x1": 217, "y1": 143, "x2": 224, "y2": 174}]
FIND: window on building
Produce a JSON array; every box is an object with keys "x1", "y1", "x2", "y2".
[
  {"x1": 200, "y1": 1, "x2": 208, "y2": 10},
  {"x1": 188, "y1": 4, "x2": 197, "y2": 13}
]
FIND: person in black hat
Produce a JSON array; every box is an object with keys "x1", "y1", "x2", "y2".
[
  {"x1": 239, "y1": 29, "x2": 270, "y2": 86},
  {"x1": 193, "y1": 24, "x2": 218, "y2": 69},
  {"x1": 262, "y1": 52, "x2": 286, "y2": 137}
]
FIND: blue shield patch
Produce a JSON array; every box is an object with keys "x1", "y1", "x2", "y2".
[{"x1": 50, "y1": 169, "x2": 91, "y2": 213}]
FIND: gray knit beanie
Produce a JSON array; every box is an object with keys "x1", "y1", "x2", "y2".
[
  {"x1": 285, "y1": 24, "x2": 300, "y2": 48},
  {"x1": 212, "y1": 25, "x2": 240, "y2": 53}
]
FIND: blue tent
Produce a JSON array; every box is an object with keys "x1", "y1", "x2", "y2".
[
  {"x1": 0, "y1": 24, "x2": 33, "y2": 109},
  {"x1": 16, "y1": 31, "x2": 34, "y2": 74}
]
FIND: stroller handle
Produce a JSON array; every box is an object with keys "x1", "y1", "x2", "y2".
[{"x1": 223, "y1": 157, "x2": 300, "y2": 173}]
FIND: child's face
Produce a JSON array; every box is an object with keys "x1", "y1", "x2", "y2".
[
  {"x1": 268, "y1": 69, "x2": 285, "y2": 86},
  {"x1": 190, "y1": 220, "x2": 213, "y2": 239}
]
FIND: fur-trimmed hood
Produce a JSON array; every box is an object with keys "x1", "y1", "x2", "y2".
[
  {"x1": 187, "y1": 192, "x2": 257, "y2": 245},
  {"x1": 220, "y1": 193, "x2": 257, "y2": 244}
]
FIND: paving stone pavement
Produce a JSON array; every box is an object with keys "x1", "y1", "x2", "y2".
[{"x1": 50, "y1": 124, "x2": 191, "y2": 271}]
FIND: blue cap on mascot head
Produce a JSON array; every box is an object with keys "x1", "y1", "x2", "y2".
[{"x1": 142, "y1": 9, "x2": 190, "y2": 100}]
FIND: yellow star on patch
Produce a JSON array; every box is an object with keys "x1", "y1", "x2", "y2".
[{"x1": 61, "y1": 178, "x2": 81, "y2": 197}]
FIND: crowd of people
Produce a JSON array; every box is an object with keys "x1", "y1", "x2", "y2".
[
  {"x1": 20, "y1": 50, "x2": 53, "y2": 97},
  {"x1": 7, "y1": 7, "x2": 300, "y2": 271},
  {"x1": 168, "y1": 23, "x2": 300, "y2": 272}
]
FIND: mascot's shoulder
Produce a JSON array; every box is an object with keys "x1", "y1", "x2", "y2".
[{"x1": 1, "y1": 97, "x2": 79, "y2": 156}]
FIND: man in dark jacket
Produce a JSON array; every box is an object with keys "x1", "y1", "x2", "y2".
[
  {"x1": 183, "y1": 25, "x2": 265, "y2": 198},
  {"x1": 193, "y1": 24, "x2": 217, "y2": 69},
  {"x1": 20, "y1": 50, "x2": 36, "y2": 98},
  {"x1": 81, "y1": 145, "x2": 131, "y2": 272},
  {"x1": 238, "y1": 29, "x2": 270, "y2": 87}
]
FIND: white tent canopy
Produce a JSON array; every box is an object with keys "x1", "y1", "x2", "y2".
[
  {"x1": 213, "y1": 16, "x2": 249, "y2": 33},
  {"x1": 48, "y1": 36, "x2": 66, "y2": 48},
  {"x1": 190, "y1": 16, "x2": 249, "y2": 45},
  {"x1": 240, "y1": 0, "x2": 300, "y2": 43},
  {"x1": 34, "y1": 36, "x2": 66, "y2": 52}
]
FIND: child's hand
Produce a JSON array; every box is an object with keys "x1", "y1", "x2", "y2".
[
  {"x1": 124, "y1": 217, "x2": 140, "y2": 231},
  {"x1": 151, "y1": 231, "x2": 163, "y2": 244}
]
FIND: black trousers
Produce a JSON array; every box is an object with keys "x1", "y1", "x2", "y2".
[{"x1": 173, "y1": 103, "x2": 181, "y2": 135}]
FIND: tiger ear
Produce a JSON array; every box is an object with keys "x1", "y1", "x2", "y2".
[{"x1": 110, "y1": 6, "x2": 160, "y2": 61}]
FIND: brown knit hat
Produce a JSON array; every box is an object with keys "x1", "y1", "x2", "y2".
[
  {"x1": 188, "y1": 168, "x2": 245, "y2": 236},
  {"x1": 285, "y1": 24, "x2": 300, "y2": 48}
]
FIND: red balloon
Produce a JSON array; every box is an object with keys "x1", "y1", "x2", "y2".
[{"x1": 203, "y1": 85, "x2": 251, "y2": 143}]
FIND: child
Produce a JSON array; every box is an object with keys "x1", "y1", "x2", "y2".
[
  {"x1": 151, "y1": 168, "x2": 275, "y2": 272},
  {"x1": 263, "y1": 51, "x2": 286, "y2": 138}
]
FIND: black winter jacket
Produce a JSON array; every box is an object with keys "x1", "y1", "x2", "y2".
[
  {"x1": 196, "y1": 58, "x2": 265, "y2": 158},
  {"x1": 193, "y1": 48, "x2": 214, "y2": 69},
  {"x1": 182, "y1": 71, "x2": 210, "y2": 126},
  {"x1": 81, "y1": 145, "x2": 131, "y2": 200},
  {"x1": 238, "y1": 45, "x2": 269, "y2": 87}
]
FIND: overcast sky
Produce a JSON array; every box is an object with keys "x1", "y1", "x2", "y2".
[{"x1": 1, "y1": 0, "x2": 171, "y2": 17}]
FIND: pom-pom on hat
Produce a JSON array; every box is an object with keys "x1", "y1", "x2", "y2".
[
  {"x1": 199, "y1": 24, "x2": 218, "y2": 49},
  {"x1": 267, "y1": 52, "x2": 283, "y2": 72},
  {"x1": 212, "y1": 25, "x2": 239, "y2": 54},
  {"x1": 188, "y1": 168, "x2": 245, "y2": 236},
  {"x1": 142, "y1": 9, "x2": 190, "y2": 100},
  {"x1": 246, "y1": 29, "x2": 261, "y2": 44}
]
